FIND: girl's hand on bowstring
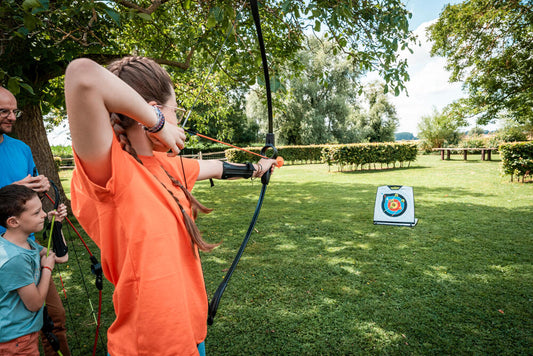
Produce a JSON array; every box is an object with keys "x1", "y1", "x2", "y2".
[{"x1": 148, "y1": 121, "x2": 186, "y2": 157}]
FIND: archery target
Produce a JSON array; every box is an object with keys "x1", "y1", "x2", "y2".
[
  {"x1": 382, "y1": 193, "x2": 407, "y2": 217},
  {"x1": 374, "y1": 185, "x2": 417, "y2": 227}
]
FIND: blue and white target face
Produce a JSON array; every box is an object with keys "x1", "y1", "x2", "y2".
[{"x1": 381, "y1": 193, "x2": 407, "y2": 217}]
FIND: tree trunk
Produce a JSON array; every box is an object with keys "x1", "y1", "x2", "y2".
[{"x1": 12, "y1": 103, "x2": 70, "y2": 211}]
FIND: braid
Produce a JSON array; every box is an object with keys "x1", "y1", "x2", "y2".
[
  {"x1": 156, "y1": 179, "x2": 220, "y2": 254},
  {"x1": 110, "y1": 113, "x2": 142, "y2": 163},
  {"x1": 162, "y1": 168, "x2": 212, "y2": 218},
  {"x1": 106, "y1": 56, "x2": 220, "y2": 254}
]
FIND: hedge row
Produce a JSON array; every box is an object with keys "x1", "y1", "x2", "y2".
[
  {"x1": 225, "y1": 142, "x2": 418, "y2": 171},
  {"x1": 225, "y1": 145, "x2": 326, "y2": 164},
  {"x1": 321, "y1": 142, "x2": 418, "y2": 170},
  {"x1": 499, "y1": 141, "x2": 533, "y2": 182}
]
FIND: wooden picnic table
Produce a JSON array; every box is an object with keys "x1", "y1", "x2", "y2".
[{"x1": 432, "y1": 147, "x2": 498, "y2": 161}]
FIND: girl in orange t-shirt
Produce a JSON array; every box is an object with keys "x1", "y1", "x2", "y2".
[{"x1": 64, "y1": 56, "x2": 276, "y2": 356}]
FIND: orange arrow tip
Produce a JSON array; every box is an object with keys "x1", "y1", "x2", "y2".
[{"x1": 275, "y1": 156, "x2": 284, "y2": 168}]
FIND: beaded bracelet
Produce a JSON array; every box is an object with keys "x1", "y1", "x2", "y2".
[{"x1": 144, "y1": 105, "x2": 165, "y2": 133}]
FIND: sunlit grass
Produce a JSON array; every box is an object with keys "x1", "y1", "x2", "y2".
[{"x1": 54, "y1": 154, "x2": 532, "y2": 355}]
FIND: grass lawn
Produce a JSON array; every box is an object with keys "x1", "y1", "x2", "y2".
[{"x1": 55, "y1": 154, "x2": 532, "y2": 355}]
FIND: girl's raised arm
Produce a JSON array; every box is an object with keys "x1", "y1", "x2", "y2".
[{"x1": 64, "y1": 58, "x2": 183, "y2": 186}]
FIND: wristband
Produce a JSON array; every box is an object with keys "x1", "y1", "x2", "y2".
[
  {"x1": 144, "y1": 105, "x2": 165, "y2": 133},
  {"x1": 42, "y1": 266, "x2": 53, "y2": 273}
]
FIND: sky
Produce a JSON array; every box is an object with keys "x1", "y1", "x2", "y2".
[
  {"x1": 381, "y1": 0, "x2": 500, "y2": 135},
  {"x1": 47, "y1": 0, "x2": 488, "y2": 145},
  {"x1": 382, "y1": 0, "x2": 466, "y2": 134}
]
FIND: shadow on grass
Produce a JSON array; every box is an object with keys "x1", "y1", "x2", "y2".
[{"x1": 201, "y1": 180, "x2": 532, "y2": 355}]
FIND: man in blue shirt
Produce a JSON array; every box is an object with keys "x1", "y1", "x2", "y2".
[
  {"x1": 0, "y1": 86, "x2": 71, "y2": 356},
  {"x1": 0, "y1": 87, "x2": 50, "y2": 233}
]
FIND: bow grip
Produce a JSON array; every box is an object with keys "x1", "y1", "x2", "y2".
[{"x1": 260, "y1": 143, "x2": 277, "y2": 185}]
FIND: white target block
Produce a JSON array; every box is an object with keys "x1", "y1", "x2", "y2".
[{"x1": 373, "y1": 185, "x2": 418, "y2": 227}]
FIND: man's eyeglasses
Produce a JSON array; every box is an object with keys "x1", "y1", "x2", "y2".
[{"x1": 0, "y1": 109, "x2": 23, "y2": 119}]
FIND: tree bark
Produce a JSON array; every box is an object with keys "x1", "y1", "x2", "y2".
[{"x1": 12, "y1": 103, "x2": 70, "y2": 211}]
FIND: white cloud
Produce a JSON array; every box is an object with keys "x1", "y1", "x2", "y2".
[
  {"x1": 365, "y1": 20, "x2": 502, "y2": 135},
  {"x1": 387, "y1": 20, "x2": 465, "y2": 134},
  {"x1": 47, "y1": 122, "x2": 71, "y2": 146}
]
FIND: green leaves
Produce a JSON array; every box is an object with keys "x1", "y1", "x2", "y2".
[
  {"x1": 499, "y1": 141, "x2": 533, "y2": 181},
  {"x1": 207, "y1": 6, "x2": 224, "y2": 28},
  {"x1": 321, "y1": 142, "x2": 418, "y2": 170},
  {"x1": 428, "y1": 0, "x2": 533, "y2": 126},
  {"x1": 22, "y1": 0, "x2": 41, "y2": 11},
  {"x1": 3, "y1": 72, "x2": 34, "y2": 96}
]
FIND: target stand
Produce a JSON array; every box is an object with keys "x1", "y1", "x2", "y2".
[{"x1": 373, "y1": 185, "x2": 418, "y2": 227}]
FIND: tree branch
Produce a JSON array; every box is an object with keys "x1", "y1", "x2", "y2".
[
  {"x1": 154, "y1": 47, "x2": 195, "y2": 70},
  {"x1": 115, "y1": 0, "x2": 170, "y2": 14}
]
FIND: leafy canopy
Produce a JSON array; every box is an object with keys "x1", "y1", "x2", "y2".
[{"x1": 428, "y1": 0, "x2": 533, "y2": 126}]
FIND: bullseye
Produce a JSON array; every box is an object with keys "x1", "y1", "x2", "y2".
[{"x1": 382, "y1": 193, "x2": 407, "y2": 217}]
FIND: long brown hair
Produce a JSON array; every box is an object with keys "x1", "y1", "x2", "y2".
[{"x1": 107, "y1": 56, "x2": 219, "y2": 253}]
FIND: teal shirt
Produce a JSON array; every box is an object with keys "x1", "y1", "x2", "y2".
[{"x1": 0, "y1": 236, "x2": 44, "y2": 342}]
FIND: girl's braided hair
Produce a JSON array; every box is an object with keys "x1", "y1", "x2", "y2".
[{"x1": 107, "y1": 56, "x2": 219, "y2": 254}]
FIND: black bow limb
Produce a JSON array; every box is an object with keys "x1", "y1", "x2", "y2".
[
  {"x1": 207, "y1": 0, "x2": 277, "y2": 325},
  {"x1": 43, "y1": 220, "x2": 68, "y2": 257},
  {"x1": 42, "y1": 180, "x2": 68, "y2": 257},
  {"x1": 41, "y1": 306, "x2": 62, "y2": 354}
]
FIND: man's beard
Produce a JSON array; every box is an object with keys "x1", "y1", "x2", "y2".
[{"x1": 0, "y1": 120, "x2": 13, "y2": 135}]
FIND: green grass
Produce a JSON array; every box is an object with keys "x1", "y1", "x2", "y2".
[{"x1": 53, "y1": 154, "x2": 532, "y2": 355}]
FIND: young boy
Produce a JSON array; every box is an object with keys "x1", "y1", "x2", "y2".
[{"x1": 0, "y1": 184, "x2": 66, "y2": 355}]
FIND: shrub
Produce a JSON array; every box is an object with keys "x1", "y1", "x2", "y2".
[
  {"x1": 321, "y1": 142, "x2": 418, "y2": 171},
  {"x1": 50, "y1": 145, "x2": 73, "y2": 158},
  {"x1": 499, "y1": 141, "x2": 533, "y2": 182},
  {"x1": 53, "y1": 156, "x2": 62, "y2": 170},
  {"x1": 225, "y1": 145, "x2": 325, "y2": 164}
]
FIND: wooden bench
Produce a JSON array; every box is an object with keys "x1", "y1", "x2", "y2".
[{"x1": 432, "y1": 147, "x2": 498, "y2": 161}]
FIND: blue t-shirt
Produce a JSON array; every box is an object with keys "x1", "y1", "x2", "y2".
[
  {"x1": 0, "y1": 134, "x2": 38, "y2": 236},
  {"x1": 0, "y1": 236, "x2": 44, "y2": 342}
]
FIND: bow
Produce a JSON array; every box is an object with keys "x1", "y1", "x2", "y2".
[
  {"x1": 44, "y1": 180, "x2": 67, "y2": 258},
  {"x1": 207, "y1": 0, "x2": 277, "y2": 325}
]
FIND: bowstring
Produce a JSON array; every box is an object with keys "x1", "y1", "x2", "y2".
[
  {"x1": 207, "y1": 0, "x2": 277, "y2": 325},
  {"x1": 180, "y1": 0, "x2": 247, "y2": 190}
]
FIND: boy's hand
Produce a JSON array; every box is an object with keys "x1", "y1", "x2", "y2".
[
  {"x1": 48, "y1": 203, "x2": 67, "y2": 222},
  {"x1": 41, "y1": 251, "x2": 56, "y2": 271}
]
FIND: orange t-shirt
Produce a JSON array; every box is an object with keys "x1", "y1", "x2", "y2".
[{"x1": 71, "y1": 137, "x2": 206, "y2": 356}]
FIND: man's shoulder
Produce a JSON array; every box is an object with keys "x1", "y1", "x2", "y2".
[
  {"x1": 2, "y1": 135, "x2": 29, "y2": 147},
  {"x1": 0, "y1": 135, "x2": 32, "y2": 153}
]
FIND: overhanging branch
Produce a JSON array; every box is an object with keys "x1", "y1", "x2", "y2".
[{"x1": 115, "y1": 0, "x2": 170, "y2": 14}]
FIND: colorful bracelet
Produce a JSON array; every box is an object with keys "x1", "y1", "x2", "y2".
[
  {"x1": 144, "y1": 105, "x2": 165, "y2": 133},
  {"x1": 42, "y1": 266, "x2": 53, "y2": 273}
]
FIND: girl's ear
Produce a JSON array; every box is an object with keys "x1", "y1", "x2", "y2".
[
  {"x1": 147, "y1": 100, "x2": 157, "y2": 106},
  {"x1": 5, "y1": 216, "x2": 20, "y2": 229}
]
